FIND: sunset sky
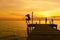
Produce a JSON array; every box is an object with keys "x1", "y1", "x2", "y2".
[{"x1": 0, "y1": 0, "x2": 60, "y2": 20}]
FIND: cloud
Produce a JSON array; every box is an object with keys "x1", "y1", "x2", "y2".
[{"x1": 0, "y1": 0, "x2": 60, "y2": 18}]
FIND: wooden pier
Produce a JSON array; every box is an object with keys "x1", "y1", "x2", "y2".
[
  {"x1": 27, "y1": 24, "x2": 57, "y2": 35},
  {"x1": 27, "y1": 24, "x2": 60, "y2": 40},
  {"x1": 25, "y1": 13, "x2": 60, "y2": 40}
]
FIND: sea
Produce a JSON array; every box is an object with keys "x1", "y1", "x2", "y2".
[
  {"x1": 0, "y1": 21, "x2": 27, "y2": 40},
  {"x1": 0, "y1": 20, "x2": 60, "y2": 40}
]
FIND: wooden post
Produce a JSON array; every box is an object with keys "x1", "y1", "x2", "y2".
[
  {"x1": 30, "y1": 12, "x2": 33, "y2": 33},
  {"x1": 27, "y1": 25, "x2": 29, "y2": 36},
  {"x1": 32, "y1": 12, "x2": 33, "y2": 24}
]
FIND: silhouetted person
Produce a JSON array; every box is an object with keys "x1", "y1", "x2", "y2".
[
  {"x1": 51, "y1": 18, "x2": 53, "y2": 24},
  {"x1": 25, "y1": 14, "x2": 30, "y2": 24},
  {"x1": 45, "y1": 17, "x2": 47, "y2": 24},
  {"x1": 36, "y1": 22, "x2": 37, "y2": 24}
]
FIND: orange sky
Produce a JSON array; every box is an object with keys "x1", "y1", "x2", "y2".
[{"x1": 0, "y1": 0, "x2": 60, "y2": 19}]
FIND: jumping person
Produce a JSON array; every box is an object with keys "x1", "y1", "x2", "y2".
[{"x1": 25, "y1": 14, "x2": 30, "y2": 24}]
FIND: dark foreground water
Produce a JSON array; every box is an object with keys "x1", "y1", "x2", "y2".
[
  {"x1": 0, "y1": 21, "x2": 27, "y2": 40},
  {"x1": 0, "y1": 36, "x2": 26, "y2": 40}
]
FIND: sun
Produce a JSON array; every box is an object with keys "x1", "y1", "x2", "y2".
[
  {"x1": 42, "y1": 11, "x2": 51, "y2": 17},
  {"x1": 35, "y1": 11, "x2": 52, "y2": 18}
]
